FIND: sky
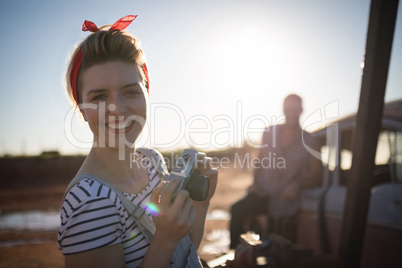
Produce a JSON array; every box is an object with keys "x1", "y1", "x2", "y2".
[{"x1": 0, "y1": 0, "x2": 401, "y2": 156}]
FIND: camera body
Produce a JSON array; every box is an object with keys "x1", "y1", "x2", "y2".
[{"x1": 166, "y1": 149, "x2": 210, "y2": 202}]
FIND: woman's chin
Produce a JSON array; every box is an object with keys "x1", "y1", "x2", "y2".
[
  {"x1": 94, "y1": 131, "x2": 141, "y2": 148},
  {"x1": 93, "y1": 139, "x2": 136, "y2": 150}
]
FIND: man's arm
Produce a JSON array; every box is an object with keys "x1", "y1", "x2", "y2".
[
  {"x1": 280, "y1": 151, "x2": 323, "y2": 201},
  {"x1": 248, "y1": 128, "x2": 271, "y2": 195},
  {"x1": 300, "y1": 155, "x2": 323, "y2": 189}
]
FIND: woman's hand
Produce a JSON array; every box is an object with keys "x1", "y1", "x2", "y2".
[
  {"x1": 195, "y1": 155, "x2": 218, "y2": 206},
  {"x1": 187, "y1": 155, "x2": 218, "y2": 248},
  {"x1": 149, "y1": 178, "x2": 196, "y2": 244},
  {"x1": 141, "y1": 179, "x2": 196, "y2": 267}
]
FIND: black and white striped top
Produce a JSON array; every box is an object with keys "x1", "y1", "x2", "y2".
[{"x1": 58, "y1": 150, "x2": 162, "y2": 267}]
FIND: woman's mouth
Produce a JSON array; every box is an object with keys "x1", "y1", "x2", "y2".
[{"x1": 106, "y1": 120, "x2": 134, "y2": 133}]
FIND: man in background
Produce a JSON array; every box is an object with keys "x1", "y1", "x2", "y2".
[{"x1": 230, "y1": 94, "x2": 322, "y2": 249}]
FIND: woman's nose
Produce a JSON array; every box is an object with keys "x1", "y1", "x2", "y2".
[{"x1": 108, "y1": 96, "x2": 127, "y2": 115}]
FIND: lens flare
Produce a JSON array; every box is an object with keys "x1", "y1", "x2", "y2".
[{"x1": 145, "y1": 202, "x2": 160, "y2": 216}]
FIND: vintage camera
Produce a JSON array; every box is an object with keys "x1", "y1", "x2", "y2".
[{"x1": 166, "y1": 149, "x2": 210, "y2": 202}]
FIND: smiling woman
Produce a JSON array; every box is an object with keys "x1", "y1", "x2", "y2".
[
  {"x1": 57, "y1": 15, "x2": 218, "y2": 268},
  {"x1": 79, "y1": 61, "x2": 147, "y2": 148}
]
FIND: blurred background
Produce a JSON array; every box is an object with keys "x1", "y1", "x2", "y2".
[
  {"x1": 0, "y1": 0, "x2": 400, "y2": 156},
  {"x1": 0, "y1": 0, "x2": 401, "y2": 267}
]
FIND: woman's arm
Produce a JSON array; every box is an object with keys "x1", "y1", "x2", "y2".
[
  {"x1": 64, "y1": 179, "x2": 194, "y2": 268},
  {"x1": 63, "y1": 224, "x2": 183, "y2": 268},
  {"x1": 190, "y1": 202, "x2": 209, "y2": 250},
  {"x1": 141, "y1": 179, "x2": 196, "y2": 267},
  {"x1": 190, "y1": 160, "x2": 219, "y2": 249},
  {"x1": 65, "y1": 244, "x2": 125, "y2": 268},
  {"x1": 140, "y1": 236, "x2": 180, "y2": 267}
]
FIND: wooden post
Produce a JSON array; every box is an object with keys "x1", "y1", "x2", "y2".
[{"x1": 338, "y1": 0, "x2": 399, "y2": 267}]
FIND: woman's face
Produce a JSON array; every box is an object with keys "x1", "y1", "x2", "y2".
[{"x1": 79, "y1": 61, "x2": 147, "y2": 148}]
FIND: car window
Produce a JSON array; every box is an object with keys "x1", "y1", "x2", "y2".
[
  {"x1": 338, "y1": 130, "x2": 394, "y2": 171},
  {"x1": 341, "y1": 149, "x2": 352, "y2": 170},
  {"x1": 337, "y1": 129, "x2": 402, "y2": 184},
  {"x1": 375, "y1": 130, "x2": 392, "y2": 166},
  {"x1": 339, "y1": 128, "x2": 353, "y2": 171},
  {"x1": 321, "y1": 145, "x2": 337, "y2": 171},
  {"x1": 319, "y1": 123, "x2": 402, "y2": 185}
]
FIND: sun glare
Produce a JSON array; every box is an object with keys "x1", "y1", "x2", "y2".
[
  {"x1": 210, "y1": 26, "x2": 291, "y2": 99},
  {"x1": 145, "y1": 202, "x2": 160, "y2": 216}
]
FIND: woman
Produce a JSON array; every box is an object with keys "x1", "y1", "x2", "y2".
[{"x1": 58, "y1": 15, "x2": 218, "y2": 267}]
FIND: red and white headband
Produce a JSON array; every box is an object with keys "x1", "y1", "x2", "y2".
[{"x1": 70, "y1": 15, "x2": 149, "y2": 104}]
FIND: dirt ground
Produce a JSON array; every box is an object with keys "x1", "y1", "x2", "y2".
[{"x1": 0, "y1": 158, "x2": 254, "y2": 267}]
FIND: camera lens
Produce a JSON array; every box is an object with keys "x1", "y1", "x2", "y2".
[{"x1": 187, "y1": 173, "x2": 210, "y2": 201}]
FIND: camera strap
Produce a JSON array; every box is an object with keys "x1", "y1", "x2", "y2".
[
  {"x1": 136, "y1": 147, "x2": 169, "y2": 181},
  {"x1": 62, "y1": 148, "x2": 202, "y2": 267},
  {"x1": 63, "y1": 172, "x2": 156, "y2": 242},
  {"x1": 62, "y1": 148, "x2": 171, "y2": 243}
]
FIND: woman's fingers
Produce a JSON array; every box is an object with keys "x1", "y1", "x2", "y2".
[
  {"x1": 173, "y1": 189, "x2": 191, "y2": 211},
  {"x1": 198, "y1": 155, "x2": 213, "y2": 174},
  {"x1": 159, "y1": 177, "x2": 181, "y2": 208},
  {"x1": 176, "y1": 192, "x2": 194, "y2": 228},
  {"x1": 150, "y1": 180, "x2": 165, "y2": 204},
  {"x1": 181, "y1": 194, "x2": 193, "y2": 213},
  {"x1": 204, "y1": 168, "x2": 218, "y2": 180},
  {"x1": 205, "y1": 157, "x2": 212, "y2": 169},
  {"x1": 155, "y1": 183, "x2": 195, "y2": 234},
  {"x1": 201, "y1": 168, "x2": 218, "y2": 202},
  {"x1": 189, "y1": 206, "x2": 196, "y2": 225}
]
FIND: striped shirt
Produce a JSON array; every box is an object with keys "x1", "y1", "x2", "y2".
[{"x1": 58, "y1": 150, "x2": 162, "y2": 267}]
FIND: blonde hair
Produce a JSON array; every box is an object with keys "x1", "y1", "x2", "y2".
[{"x1": 65, "y1": 26, "x2": 148, "y2": 108}]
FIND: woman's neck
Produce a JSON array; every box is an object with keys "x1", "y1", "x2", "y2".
[
  {"x1": 77, "y1": 144, "x2": 151, "y2": 194},
  {"x1": 79, "y1": 145, "x2": 137, "y2": 184}
]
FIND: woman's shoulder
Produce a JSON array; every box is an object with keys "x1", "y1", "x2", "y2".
[
  {"x1": 68, "y1": 176, "x2": 115, "y2": 198},
  {"x1": 136, "y1": 147, "x2": 168, "y2": 177},
  {"x1": 136, "y1": 147, "x2": 164, "y2": 162},
  {"x1": 61, "y1": 177, "x2": 122, "y2": 216},
  {"x1": 58, "y1": 178, "x2": 126, "y2": 254}
]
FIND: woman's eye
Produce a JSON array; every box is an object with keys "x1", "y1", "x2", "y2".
[
  {"x1": 92, "y1": 94, "x2": 107, "y2": 101},
  {"x1": 125, "y1": 89, "x2": 140, "y2": 96}
]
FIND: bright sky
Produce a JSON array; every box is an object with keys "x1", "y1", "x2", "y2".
[{"x1": 0, "y1": 0, "x2": 401, "y2": 155}]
